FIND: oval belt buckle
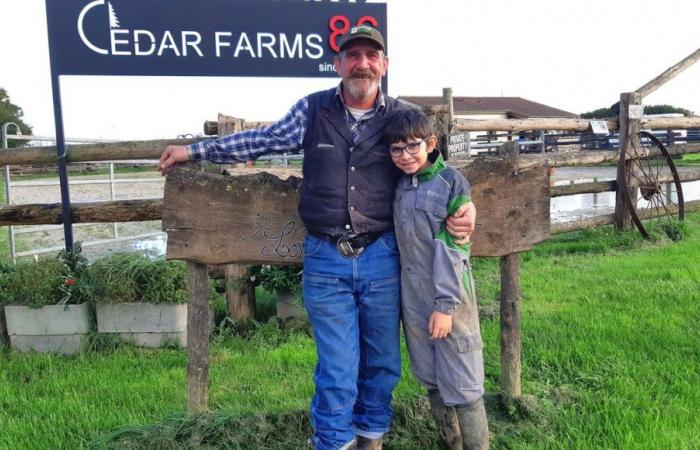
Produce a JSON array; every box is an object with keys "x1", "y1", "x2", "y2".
[{"x1": 337, "y1": 236, "x2": 363, "y2": 258}]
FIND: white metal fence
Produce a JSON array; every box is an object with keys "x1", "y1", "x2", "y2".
[{"x1": 1, "y1": 123, "x2": 164, "y2": 262}]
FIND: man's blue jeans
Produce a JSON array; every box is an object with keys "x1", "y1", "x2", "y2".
[{"x1": 302, "y1": 231, "x2": 401, "y2": 450}]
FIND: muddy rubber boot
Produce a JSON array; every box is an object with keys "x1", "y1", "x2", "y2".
[
  {"x1": 455, "y1": 398, "x2": 490, "y2": 450},
  {"x1": 340, "y1": 439, "x2": 358, "y2": 450},
  {"x1": 428, "y1": 390, "x2": 463, "y2": 450},
  {"x1": 356, "y1": 436, "x2": 382, "y2": 449},
  {"x1": 308, "y1": 438, "x2": 356, "y2": 449}
]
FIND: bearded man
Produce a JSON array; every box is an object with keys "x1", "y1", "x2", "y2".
[{"x1": 158, "y1": 26, "x2": 476, "y2": 450}]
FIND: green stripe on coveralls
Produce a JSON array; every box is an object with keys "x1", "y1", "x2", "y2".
[{"x1": 435, "y1": 195, "x2": 472, "y2": 299}]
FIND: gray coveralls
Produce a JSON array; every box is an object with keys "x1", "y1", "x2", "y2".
[{"x1": 393, "y1": 156, "x2": 485, "y2": 407}]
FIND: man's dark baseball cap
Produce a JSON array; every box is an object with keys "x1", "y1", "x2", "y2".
[{"x1": 338, "y1": 25, "x2": 385, "y2": 52}]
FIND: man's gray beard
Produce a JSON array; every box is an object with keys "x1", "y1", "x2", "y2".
[{"x1": 346, "y1": 77, "x2": 379, "y2": 101}]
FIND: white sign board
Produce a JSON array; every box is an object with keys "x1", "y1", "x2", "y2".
[
  {"x1": 448, "y1": 132, "x2": 470, "y2": 158},
  {"x1": 590, "y1": 120, "x2": 610, "y2": 135},
  {"x1": 629, "y1": 105, "x2": 644, "y2": 119}
]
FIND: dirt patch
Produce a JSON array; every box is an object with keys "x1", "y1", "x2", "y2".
[{"x1": 8, "y1": 171, "x2": 165, "y2": 205}]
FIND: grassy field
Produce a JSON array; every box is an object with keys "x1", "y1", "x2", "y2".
[
  {"x1": 1, "y1": 212, "x2": 699, "y2": 449},
  {"x1": 678, "y1": 153, "x2": 700, "y2": 165}
]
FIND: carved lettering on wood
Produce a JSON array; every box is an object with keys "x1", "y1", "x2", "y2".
[{"x1": 242, "y1": 212, "x2": 305, "y2": 259}]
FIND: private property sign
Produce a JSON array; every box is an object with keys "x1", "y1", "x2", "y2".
[
  {"x1": 45, "y1": 0, "x2": 387, "y2": 78},
  {"x1": 448, "y1": 132, "x2": 471, "y2": 158}
]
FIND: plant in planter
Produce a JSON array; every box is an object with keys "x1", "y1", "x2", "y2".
[
  {"x1": 249, "y1": 265, "x2": 304, "y2": 321},
  {"x1": 0, "y1": 244, "x2": 94, "y2": 355},
  {"x1": 89, "y1": 252, "x2": 217, "y2": 348}
]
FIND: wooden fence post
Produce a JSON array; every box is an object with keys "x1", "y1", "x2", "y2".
[
  {"x1": 218, "y1": 114, "x2": 255, "y2": 320},
  {"x1": 498, "y1": 141, "x2": 522, "y2": 401},
  {"x1": 614, "y1": 92, "x2": 642, "y2": 230},
  {"x1": 443, "y1": 87, "x2": 454, "y2": 126},
  {"x1": 442, "y1": 87, "x2": 454, "y2": 161},
  {"x1": 187, "y1": 261, "x2": 209, "y2": 412},
  {"x1": 225, "y1": 264, "x2": 255, "y2": 320}
]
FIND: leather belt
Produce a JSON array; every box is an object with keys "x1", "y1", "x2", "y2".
[{"x1": 307, "y1": 230, "x2": 384, "y2": 258}]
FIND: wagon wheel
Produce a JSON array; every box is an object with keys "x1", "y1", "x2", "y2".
[{"x1": 619, "y1": 131, "x2": 684, "y2": 238}]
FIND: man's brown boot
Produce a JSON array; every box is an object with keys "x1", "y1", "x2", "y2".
[
  {"x1": 356, "y1": 435, "x2": 382, "y2": 450},
  {"x1": 427, "y1": 390, "x2": 463, "y2": 450},
  {"x1": 455, "y1": 398, "x2": 490, "y2": 450}
]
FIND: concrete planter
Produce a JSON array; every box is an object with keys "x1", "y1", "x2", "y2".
[
  {"x1": 276, "y1": 290, "x2": 306, "y2": 321},
  {"x1": 4, "y1": 303, "x2": 91, "y2": 355},
  {"x1": 96, "y1": 303, "x2": 188, "y2": 348}
]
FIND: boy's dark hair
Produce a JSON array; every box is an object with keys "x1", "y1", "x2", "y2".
[{"x1": 383, "y1": 109, "x2": 431, "y2": 144}]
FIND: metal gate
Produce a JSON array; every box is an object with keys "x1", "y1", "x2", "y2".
[{"x1": 2, "y1": 123, "x2": 165, "y2": 262}]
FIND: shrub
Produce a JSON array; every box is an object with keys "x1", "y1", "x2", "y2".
[
  {"x1": 0, "y1": 243, "x2": 95, "y2": 308},
  {"x1": 0, "y1": 258, "x2": 73, "y2": 308},
  {"x1": 87, "y1": 253, "x2": 187, "y2": 304},
  {"x1": 247, "y1": 265, "x2": 302, "y2": 293}
]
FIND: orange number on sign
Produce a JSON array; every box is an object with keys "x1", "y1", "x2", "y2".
[
  {"x1": 329, "y1": 15, "x2": 351, "y2": 53},
  {"x1": 356, "y1": 16, "x2": 378, "y2": 27},
  {"x1": 329, "y1": 15, "x2": 379, "y2": 53}
]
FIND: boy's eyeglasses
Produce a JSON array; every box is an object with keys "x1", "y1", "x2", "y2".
[{"x1": 389, "y1": 139, "x2": 425, "y2": 156}]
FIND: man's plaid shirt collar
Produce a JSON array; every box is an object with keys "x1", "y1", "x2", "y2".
[
  {"x1": 335, "y1": 82, "x2": 385, "y2": 143},
  {"x1": 334, "y1": 83, "x2": 386, "y2": 112}
]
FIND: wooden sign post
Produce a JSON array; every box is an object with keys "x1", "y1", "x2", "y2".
[
  {"x1": 186, "y1": 261, "x2": 209, "y2": 412},
  {"x1": 498, "y1": 141, "x2": 523, "y2": 401},
  {"x1": 163, "y1": 148, "x2": 550, "y2": 409}
]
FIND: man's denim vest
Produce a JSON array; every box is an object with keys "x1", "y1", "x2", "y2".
[{"x1": 299, "y1": 87, "x2": 410, "y2": 236}]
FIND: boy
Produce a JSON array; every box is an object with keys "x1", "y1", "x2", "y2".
[{"x1": 385, "y1": 110, "x2": 489, "y2": 450}]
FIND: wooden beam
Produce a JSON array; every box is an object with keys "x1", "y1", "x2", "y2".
[
  {"x1": 163, "y1": 158, "x2": 550, "y2": 262},
  {"x1": 453, "y1": 118, "x2": 617, "y2": 133},
  {"x1": 636, "y1": 48, "x2": 700, "y2": 98},
  {"x1": 186, "y1": 261, "x2": 209, "y2": 412},
  {"x1": 551, "y1": 180, "x2": 617, "y2": 197},
  {"x1": 451, "y1": 116, "x2": 700, "y2": 133},
  {"x1": 0, "y1": 199, "x2": 162, "y2": 226},
  {"x1": 642, "y1": 116, "x2": 700, "y2": 130},
  {"x1": 0, "y1": 139, "x2": 197, "y2": 166},
  {"x1": 550, "y1": 169, "x2": 700, "y2": 198}
]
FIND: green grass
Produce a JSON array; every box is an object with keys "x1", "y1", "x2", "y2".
[
  {"x1": 677, "y1": 153, "x2": 700, "y2": 166},
  {"x1": 1, "y1": 214, "x2": 699, "y2": 449}
]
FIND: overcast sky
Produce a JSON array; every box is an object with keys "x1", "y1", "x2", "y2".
[{"x1": 1, "y1": 0, "x2": 699, "y2": 142}]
